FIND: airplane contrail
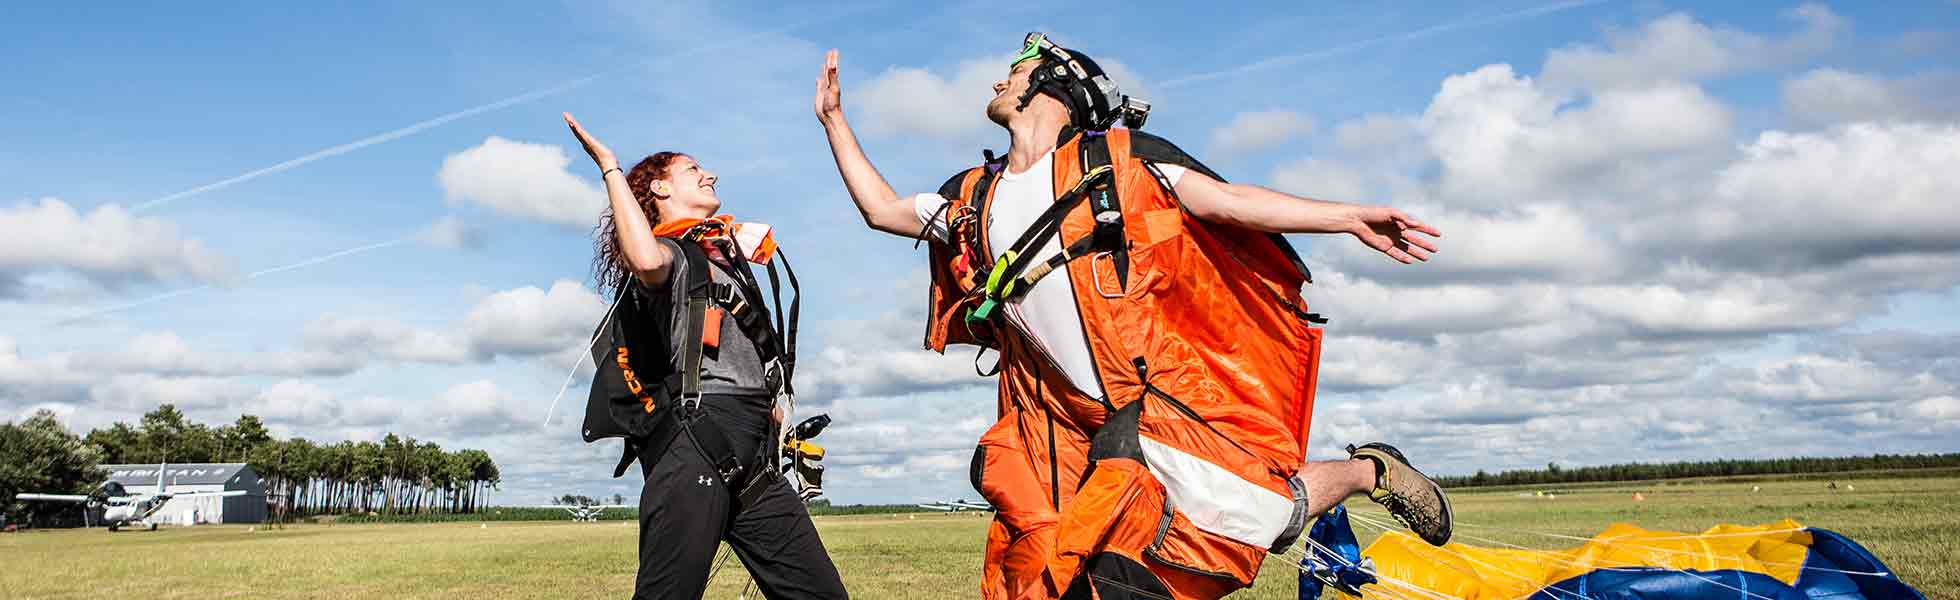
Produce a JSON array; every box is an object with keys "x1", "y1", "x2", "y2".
[
  {"x1": 52, "y1": 237, "x2": 409, "y2": 325},
  {"x1": 130, "y1": 5, "x2": 881, "y2": 214},
  {"x1": 1160, "y1": 0, "x2": 1607, "y2": 90}
]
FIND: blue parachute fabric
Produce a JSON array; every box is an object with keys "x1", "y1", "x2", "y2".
[
  {"x1": 1298, "y1": 505, "x2": 1377, "y2": 599},
  {"x1": 1794, "y1": 528, "x2": 1925, "y2": 600},
  {"x1": 1527, "y1": 527, "x2": 1925, "y2": 600},
  {"x1": 1529, "y1": 568, "x2": 1808, "y2": 600}
]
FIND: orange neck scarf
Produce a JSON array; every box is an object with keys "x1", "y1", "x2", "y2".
[{"x1": 651, "y1": 215, "x2": 778, "y2": 264}]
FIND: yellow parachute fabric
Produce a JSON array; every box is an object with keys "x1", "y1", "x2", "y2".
[{"x1": 1354, "y1": 520, "x2": 1811, "y2": 599}]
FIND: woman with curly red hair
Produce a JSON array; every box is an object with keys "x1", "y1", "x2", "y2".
[{"x1": 565, "y1": 112, "x2": 846, "y2": 600}]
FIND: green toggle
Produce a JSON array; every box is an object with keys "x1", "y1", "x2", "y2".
[{"x1": 968, "y1": 298, "x2": 999, "y2": 322}]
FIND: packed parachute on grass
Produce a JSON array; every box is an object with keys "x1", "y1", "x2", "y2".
[{"x1": 1296, "y1": 506, "x2": 1926, "y2": 600}]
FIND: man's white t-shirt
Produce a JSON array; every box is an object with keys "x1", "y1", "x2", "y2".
[{"x1": 915, "y1": 150, "x2": 1186, "y2": 400}]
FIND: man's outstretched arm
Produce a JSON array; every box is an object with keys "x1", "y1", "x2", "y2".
[
  {"x1": 814, "y1": 50, "x2": 926, "y2": 238},
  {"x1": 1173, "y1": 172, "x2": 1442, "y2": 264}
]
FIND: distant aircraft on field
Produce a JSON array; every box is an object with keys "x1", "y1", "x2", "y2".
[
  {"x1": 527, "y1": 503, "x2": 632, "y2": 522},
  {"x1": 14, "y1": 462, "x2": 246, "y2": 531},
  {"x1": 916, "y1": 499, "x2": 993, "y2": 512}
]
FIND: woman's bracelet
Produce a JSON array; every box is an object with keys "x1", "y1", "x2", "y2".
[{"x1": 602, "y1": 166, "x2": 622, "y2": 177}]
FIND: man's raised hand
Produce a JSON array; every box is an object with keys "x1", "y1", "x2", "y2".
[{"x1": 814, "y1": 50, "x2": 844, "y2": 126}]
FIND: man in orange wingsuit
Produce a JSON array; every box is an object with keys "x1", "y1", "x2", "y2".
[{"x1": 814, "y1": 34, "x2": 1454, "y2": 600}]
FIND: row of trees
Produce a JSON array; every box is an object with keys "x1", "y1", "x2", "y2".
[
  {"x1": 245, "y1": 434, "x2": 501, "y2": 516},
  {"x1": 1438, "y1": 453, "x2": 1960, "y2": 488},
  {"x1": 2, "y1": 405, "x2": 501, "y2": 522},
  {"x1": 555, "y1": 494, "x2": 626, "y2": 506},
  {"x1": 0, "y1": 411, "x2": 102, "y2": 524}
]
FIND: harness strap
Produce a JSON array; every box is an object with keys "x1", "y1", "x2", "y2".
[
  {"x1": 679, "y1": 283, "x2": 711, "y2": 405},
  {"x1": 766, "y1": 251, "x2": 800, "y2": 394},
  {"x1": 1081, "y1": 132, "x2": 1129, "y2": 291},
  {"x1": 962, "y1": 162, "x2": 1003, "y2": 277},
  {"x1": 968, "y1": 165, "x2": 1116, "y2": 321}
]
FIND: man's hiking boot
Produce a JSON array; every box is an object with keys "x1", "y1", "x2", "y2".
[{"x1": 1348, "y1": 442, "x2": 1453, "y2": 546}]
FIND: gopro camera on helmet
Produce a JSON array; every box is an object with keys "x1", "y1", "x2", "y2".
[{"x1": 1117, "y1": 96, "x2": 1150, "y2": 129}]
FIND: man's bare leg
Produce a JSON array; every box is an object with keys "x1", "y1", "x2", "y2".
[{"x1": 1301, "y1": 458, "x2": 1377, "y2": 516}]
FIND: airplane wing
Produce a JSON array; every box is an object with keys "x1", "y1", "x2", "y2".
[
  {"x1": 167, "y1": 490, "x2": 249, "y2": 499},
  {"x1": 15, "y1": 493, "x2": 91, "y2": 502},
  {"x1": 521, "y1": 505, "x2": 632, "y2": 509}
]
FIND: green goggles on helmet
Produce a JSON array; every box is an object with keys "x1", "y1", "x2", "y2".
[{"x1": 1012, "y1": 32, "x2": 1055, "y2": 67}]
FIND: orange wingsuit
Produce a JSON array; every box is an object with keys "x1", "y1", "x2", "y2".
[{"x1": 923, "y1": 128, "x2": 1324, "y2": 600}]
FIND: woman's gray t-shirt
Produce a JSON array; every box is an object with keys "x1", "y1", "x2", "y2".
[{"x1": 641, "y1": 238, "x2": 774, "y2": 399}]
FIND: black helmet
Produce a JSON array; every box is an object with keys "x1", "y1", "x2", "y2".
[{"x1": 1013, "y1": 32, "x2": 1151, "y2": 131}]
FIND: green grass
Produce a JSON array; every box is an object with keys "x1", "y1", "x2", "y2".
[{"x1": 3, "y1": 477, "x2": 1953, "y2": 599}]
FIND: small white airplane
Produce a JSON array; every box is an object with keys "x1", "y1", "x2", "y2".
[
  {"x1": 14, "y1": 463, "x2": 246, "y2": 531},
  {"x1": 916, "y1": 499, "x2": 993, "y2": 512},
  {"x1": 527, "y1": 503, "x2": 632, "y2": 522}
]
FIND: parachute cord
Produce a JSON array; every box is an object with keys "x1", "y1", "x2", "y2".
[
  {"x1": 1332, "y1": 512, "x2": 1598, "y2": 600},
  {"x1": 1285, "y1": 534, "x2": 1460, "y2": 600},
  {"x1": 541, "y1": 291, "x2": 626, "y2": 428},
  {"x1": 1279, "y1": 544, "x2": 1473, "y2": 600},
  {"x1": 706, "y1": 545, "x2": 733, "y2": 583},
  {"x1": 1344, "y1": 511, "x2": 1716, "y2": 600},
  {"x1": 1343, "y1": 510, "x2": 1782, "y2": 600},
  {"x1": 1342, "y1": 507, "x2": 1894, "y2": 578}
]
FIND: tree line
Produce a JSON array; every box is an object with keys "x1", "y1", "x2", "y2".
[
  {"x1": 1436, "y1": 453, "x2": 1960, "y2": 488},
  {"x1": 1, "y1": 405, "x2": 500, "y2": 523}
]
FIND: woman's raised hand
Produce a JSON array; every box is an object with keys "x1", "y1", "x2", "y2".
[{"x1": 563, "y1": 112, "x2": 618, "y2": 171}]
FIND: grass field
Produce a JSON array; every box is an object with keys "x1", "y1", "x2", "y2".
[{"x1": 4, "y1": 475, "x2": 1953, "y2": 599}]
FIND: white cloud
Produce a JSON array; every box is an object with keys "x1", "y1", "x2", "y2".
[
  {"x1": 794, "y1": 310, "x2": 989, "y2": 406},
  {"x1": 426, "y1": 379, "x2": 527, "y2": 433},
  {"x1": 1730, "y1": 355, "x2": 1949, "y2": 406},
  {"x1": 438, "y1": 137, "x2": 604, "y2": 228},
  {"x1": 87, "y1": 332, "x2": 361, "y2": 377},
  {"x1": 1211, "y1": 110, "x2": 1313, "y2": 155},
  {"x1": 302, "y1": 315, "x2": 468, "y2": 364},
  {"x1": 1540, "y1": 4, "x2": 1843, "y2": 91},
  {"x1": 1319, "y1": 336, "x2": 1429, "y2": 392},
  {"x1": 1782, "y1": 68, "x2": 1960, "y2": 127},
  {"x1": 1905, "y1": 396, "x2": 1959, "y2": 423},
  {"x1": 457, "y1": 280, "x2": 607, "y2": 358},
  {"x1": 303, "y1": 279, "x2": 606, "y2": 365},
  {"x1": 1331, "y1": 114, "x2": 1427, "y2": 167},
  {"x1": 1321, "y1": 203, "x2": 1621, "y2": 285},
  {"x1": 1681, "y1": 122, "x2": 1960, "y2": 267},
  {"x1": 855, "y1": 57, "x2": 1007, "y2": 142},
  {"x1": 0, "y1": 336, "x2": 90, "y2": 388},
  {"x1": 88, "y1": 375, "x2": 256, "y2": 413},
  {"x1": 0, "y1": 198, "x2": 231, "y2": 297},
  {"x1": 1422, "y1": 66, "x2": 1731, "y2": 204},
  {"x1": 1269, "y1": 158, "x2": 1368, "y2": 205},
  {"x1": 417, "y1": 215, "x2": 483, "y2": 250}
]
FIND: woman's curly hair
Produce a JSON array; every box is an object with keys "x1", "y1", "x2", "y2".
[{"x1": 592, "y1": 151, "x2": 684, "y2": 295}]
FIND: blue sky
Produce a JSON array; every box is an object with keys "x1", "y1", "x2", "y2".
[{"x1": 3, "y1": 1, "x2": 1957, "y2": 506}]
